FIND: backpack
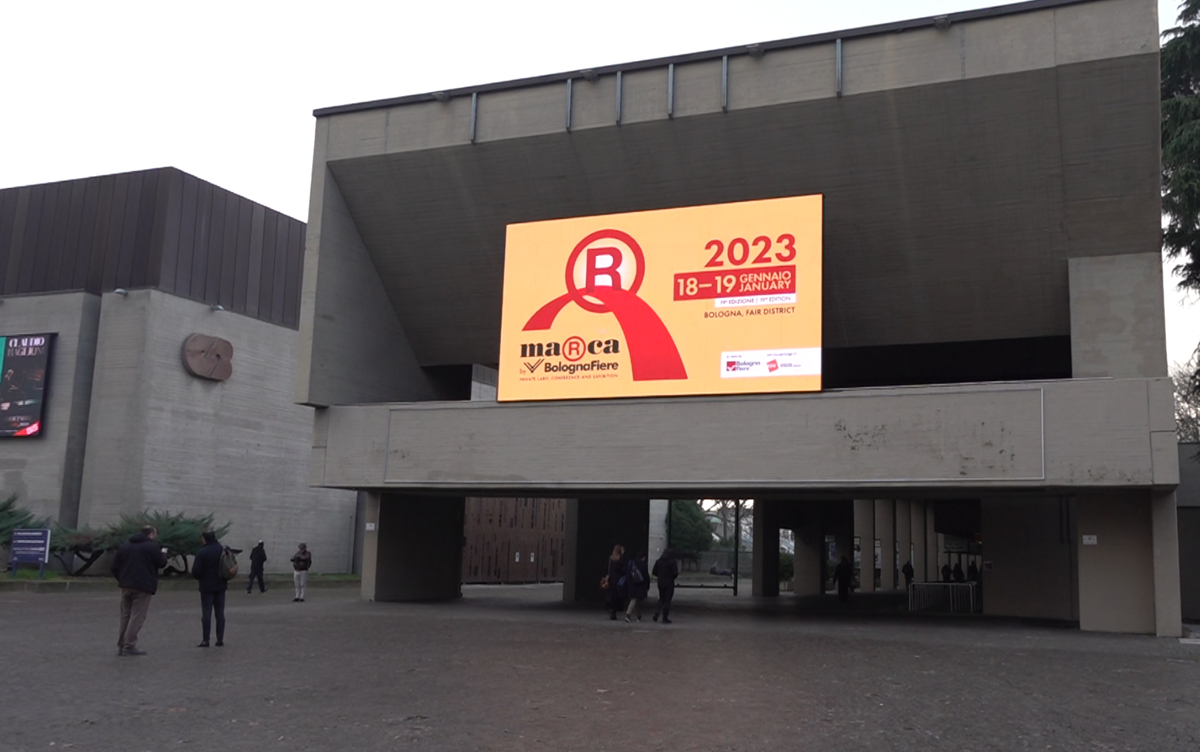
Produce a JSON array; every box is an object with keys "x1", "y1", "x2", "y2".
[
  {"x1": 630, "y1": 562, "x2": 644, "y2": 585},
  {"x1": 218, "y1": 546, "x2": 239, "y2": 580}
]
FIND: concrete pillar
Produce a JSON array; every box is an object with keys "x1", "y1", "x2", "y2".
[
  {"x1": 910, "y1": 501, "x2": 926, "y2": 582},
  {"x1": 361, "y1": 494, "x2": 464, "y2": 602},
  {"x1": 925, "y1": 505, "x2": 937, "y2": 583},
  {"x1": 875, "y1": 499, "x2": 895, "y2": 590},
  {"x1": 896, "y1": 499, "x2": 912, "y2": 586},
  {"x1": 563, "y1": 498, "x2": 649, "y2": 602},
  {"x1": 853, "y1": 499, "x2": 875, "y2": 592},
  {"x1": 648, "y1": 499, "x2": 669, "y2": 563},
  {"x1": 1077, "y1": 492, "x2": 1155, "y2": 633},
  {"x1": 1151, "y1": 490, "x2": 1183, "y2": 637},
  {"x1": 793, "y1": 519, "x2": 824, "y2": 596},
  {"x1": 753, "y1": 499, "x2": 781, "y2": 597}
]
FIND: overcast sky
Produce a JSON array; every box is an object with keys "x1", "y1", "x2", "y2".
[{"x1": 2, "y1": 0, "x2": 1195, "y2": 366}]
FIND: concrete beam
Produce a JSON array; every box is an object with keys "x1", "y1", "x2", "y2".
[{"x1": 315, "y1": 378, "x2": 1175, "y2": 493}]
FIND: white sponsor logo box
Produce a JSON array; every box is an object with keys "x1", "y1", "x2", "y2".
[{"x1": 720, "y1": 347, "x2": 821, "y2": 378}]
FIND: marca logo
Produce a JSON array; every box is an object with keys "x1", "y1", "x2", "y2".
[
  {"x1": 520, "y1": 337, "x2": 621, "y2": 362},
  {"x1": 522, "y1": 230, "x2": 686, "y2": 381}
]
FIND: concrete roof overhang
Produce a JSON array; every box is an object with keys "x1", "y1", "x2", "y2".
[{"x1": 316, "y1": 0, "x2": 1159, "y2": 368}]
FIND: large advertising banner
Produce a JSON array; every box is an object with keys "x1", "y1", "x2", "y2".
[
  {"x1": 498, "y1": 195, "x2": 822, "y2": 401},
  {"x1": 0, "y1": 333, "x2": 54, "y2": 437}
]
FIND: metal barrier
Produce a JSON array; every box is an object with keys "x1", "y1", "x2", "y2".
[{"x1": 908, "y1": 582, "x2": 978, "y2": 614}]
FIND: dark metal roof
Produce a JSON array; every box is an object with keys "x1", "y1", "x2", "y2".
[{"x1": 314, "y1": 0, "x2": 1100, "y2": 118}]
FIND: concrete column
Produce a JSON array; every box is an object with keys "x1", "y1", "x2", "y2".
[
  {"x1": 925, "y1": 505, "x2": 937, "y2": 583},
  {"x1": 1077, "y1": 492, "x2": 1155, "y2": 633},
  {"x1": 360, "y1": 492, "x2": 382, "y2": 600},
  {"x1": 896, "y1": 499, "x2": 912, "y2": 586},
  {"x1": 910, "y1": 501, "x2": 926, "y2": 582},
  {"x1": 875, "y1": 499, "x2": 895, "y2": 590},
  {"x1": 648, "y1": 499, "x2": 669, "y2": 563},
  {"x1": 1181, "y1": 507, "x2": 1200, "y2": 622},
  {"x1": 361, "y1": 494, "x2": 464, "y2": 602},
  {"x1": 793, "y1": 519, "x2": 824, "y2": 596},
  {"x1": 563, "y1": 498, "x2": 649, "y2": 602},
  {"x1": 753, "y1": 499, "x2": 781, "y2": 597},
  {"x1": 1151, "y1": 490, "x2": 1183, "y2": 637},
  {"x1": 853, "y1": 499, "x2": 875, "y2": 592}
]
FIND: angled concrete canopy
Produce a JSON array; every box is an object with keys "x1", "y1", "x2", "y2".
[{"x1": 298, "y1": 0, "x2": 1182, "y2": 635}]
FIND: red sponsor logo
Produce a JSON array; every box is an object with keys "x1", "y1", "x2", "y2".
[
  {"x1": 726, "y1": 361, "x2": 737, "y2": 372},
  {"x1": 767, "y1": 359, "x2": 779, "y2": 372}
]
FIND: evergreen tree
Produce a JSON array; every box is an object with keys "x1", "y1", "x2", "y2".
[
  {"x1": 668, "y1": 499, "x2": 713, "y2": 555},
  {"x1": 1162, "y1": 1, "x2": 1200, "y2": 291}
]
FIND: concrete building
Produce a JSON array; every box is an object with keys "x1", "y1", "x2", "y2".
[
  {"x1": 0, "y1": 168, "x2": 356, "y2": 572},
  {"x1": 298, "y1": 0, "x2": 1183, "y2": 633}
]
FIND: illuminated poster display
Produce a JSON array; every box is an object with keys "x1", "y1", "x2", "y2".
[
  {"x1": 498, "y1": 195, "x2": 822, "y2": 401},
  {"x1": 0, "y1": 333, "x2": 54, "y2": 437}
]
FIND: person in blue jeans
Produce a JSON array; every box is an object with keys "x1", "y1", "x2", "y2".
[{"x1": 191, "y1": 531, "x2": 228, "y2": 647}]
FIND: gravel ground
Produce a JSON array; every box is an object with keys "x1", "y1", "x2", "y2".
[{"x1": 2, "y1": 584, "x2": 1198, "y2": 751}]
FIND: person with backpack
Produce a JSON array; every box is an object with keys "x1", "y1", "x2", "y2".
[
  {"x1": 191, "y1": 530, "x2": 232, "y2": 647},
  {"x1": 604, "y1": 544, "x2": 625, "y2": 621},
  {"x1": 290, "y1": 542, "x2": 312, "y2": 602},
  {"x1": 623, "y1": 552, "x2": 650, "y2": 623},
  {"x1": 246, "y1": 540, "x2": 267, "y2": 594}
]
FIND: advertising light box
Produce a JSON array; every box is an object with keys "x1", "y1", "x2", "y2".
[
  {"x1": 497, "y1": 195, "x2": 822, "y2": 401},
  {"x1": 0, "y1": 333, "x2": 54, "y2": 437}
]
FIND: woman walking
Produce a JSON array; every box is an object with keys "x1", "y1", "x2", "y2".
[
  {"x1": 624, "y1": 552, "x2": 650, "y2": 623},
  {"x1": 605, "y1": 544, "x2": 625, "y2": 621}
]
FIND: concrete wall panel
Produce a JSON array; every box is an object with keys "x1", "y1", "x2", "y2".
[
  {"x1": 1052, "y1": 0, "x2": 1158, "y2": 66},
  {"x1": 1069, "y1": 253, "x2": 1168, "y2": 379},
  {"x1": 79, "y1": 290, "x2": 356, "y2": 572},
  {"x1": 1077, "y1": 491, "x2": 1155, "y2": 633},
  {"x1": 619, "y1": 68, "x2": 670, "y2": 125},
  {"x1": 384, "y1": 99, "x2": 474, "y2": 153},
  {"x1": 727, "y1": 45, "x2": 834, "y2": 110},
  {"x1": 571, "y1": 76, "x2": 619, "y2": 131},
  {"x1": 0, "y1": 292, "x2": 99, "y2": 524},
  {"x1": 981, "y1": 497, "x2": 1076, "y2": 621},
  {"x1": 478, "y1": 84, "x2": 563, "y2": 142}
]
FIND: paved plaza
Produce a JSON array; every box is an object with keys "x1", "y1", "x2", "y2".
[{"x1": 2, "y1": 583, "x2": 1198, "y2": 751}]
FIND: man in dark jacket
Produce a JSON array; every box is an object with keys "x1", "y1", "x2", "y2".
[
  {"x1": 191, "y1": 530, "x2": 228, "y2": 647},
  {"x1": 246, "y1": 540, "x2": 267, "y2": 594},
  {"x1": 651, "y1": 549, "x2": 679, "y2": 624},
  {"x1": 111, "y1": 525, "x2": 168, "y2": 656}
]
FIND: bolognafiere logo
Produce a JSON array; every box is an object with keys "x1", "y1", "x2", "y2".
[{"x1": 521, "y1": 229, "x2": 687, "y2": 381}]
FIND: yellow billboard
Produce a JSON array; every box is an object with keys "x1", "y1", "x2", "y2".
[{"x1": 497, "y1": 195, "x2": 822, "y2": 401}]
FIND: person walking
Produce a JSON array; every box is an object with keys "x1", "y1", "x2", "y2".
[
  {"x1": 111, "y1": 525, "x2": 169, "y2": 656},
  {"x1": 651, "y1": 548, "x2": 678, "y2": 624},
  {"x1": 623, "y1": 553, "x2": 650, "y2": 623},
  {"x1": 834, "y1": 555, "x2": 853, "y2": 603},
  {"x1": 901, "y1": 559, "x2": 915, "y2": 589},
  {"x1": 191, "y1": 531, "x2": 228, "y2": 647},
  {"x1": 604, "y1": 544, "x2": 625, "y2": 621},
  {"x1": 290, "y1": 542, "x2": 312, "y2": 602},
  {"x1": 246, "y1": 540, "x2": 267, "y2": 594}
]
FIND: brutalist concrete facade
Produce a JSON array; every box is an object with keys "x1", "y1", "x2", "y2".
[
  {"x1": 0, "y1": 169, "x2": 356, "y2": 572},
  {"x1": 299, "y1": 0, "x2": 1182, "y2": 633}
]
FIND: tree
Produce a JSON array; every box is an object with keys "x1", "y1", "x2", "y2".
[
  {"x1": 668, "y1": 500, "x2": 712, "y2": 555},
  {"x1": 1174, "y1": 346, "x2": 1200, "y2": 442},
  {"x1": 1163, "y1": 0, "x2": 1200, "y2": 292}
]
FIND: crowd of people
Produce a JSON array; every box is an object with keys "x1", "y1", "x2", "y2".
[{"x1": 110, "y1": 526, "x2": 315, "y2": 656}]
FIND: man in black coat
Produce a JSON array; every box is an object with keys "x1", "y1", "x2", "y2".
[
  {"x1": 246, "y1": 541, "x2": 267, "y2": 594},
  {"x1": 651, "y1": 549, "x2": 679, "y2": 624},
  {"x1": 111, "y1": 525, "x2": 169, "y2": 656},
  {"x1": 191, "y1": 530, "x2": 228, "y2": 647}
]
